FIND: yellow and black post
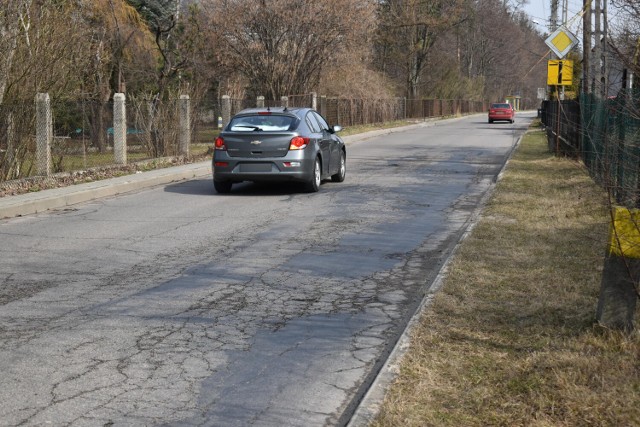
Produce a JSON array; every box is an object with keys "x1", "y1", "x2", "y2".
[{"x1": 597, "y1": 206, "x2": 640, "y2": 331}]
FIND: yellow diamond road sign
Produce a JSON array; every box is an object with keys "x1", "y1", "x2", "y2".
[{"x1": 545, "y1": 26, "x2": 578, "y2": 59}]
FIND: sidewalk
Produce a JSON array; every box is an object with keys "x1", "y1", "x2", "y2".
[{"x1": 0, "y1": 162, "x2": 212, "y2": 219}]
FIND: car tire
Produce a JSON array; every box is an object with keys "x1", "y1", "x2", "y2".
[
  {"x1": 306, "y1": 158, "x2": 321, "y2": 192},
  {"x1": 488, "y1": 119, "x2": 493, "y2": 123},
  {"x1": 331, "y1": 151, "x2": 346, "y2": 182},
  {"x1": 214, "y1": 180, "x2": 232, "y2": 194}
]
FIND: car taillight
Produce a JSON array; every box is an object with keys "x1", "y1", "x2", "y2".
[
  {"x1": 215, "y1": 136, "x2": 226, "y2": 150},
  {"x1": 289, "y1": 136, "x2": 309, "y2": 150}
]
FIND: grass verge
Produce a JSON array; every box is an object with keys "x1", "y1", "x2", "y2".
[
  {"x1": 340, "y1": 120, "x2": 424, "y2": 136},
  {"x1": 372, "y1": 127, "x2": 640, "y2": 426}
]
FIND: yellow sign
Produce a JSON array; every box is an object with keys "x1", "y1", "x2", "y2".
[
  {"x1": 545, "y1": 26, "x2": 579, "y2": 59},
  {"x1": 551, "y1": 32, "x2": 573, "y2": 53},
  {"x1": 609, "y1": 207, "x2": 640, "y2": 258},
  {"x1": 547, "y1": 60, "x2": 573, "y2": 86}
]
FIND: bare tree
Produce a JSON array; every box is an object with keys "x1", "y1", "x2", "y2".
[
  {"x1": 0, "y1": 0, "x2": 33, "y2": 105},
  {"x1": 609, "y1": 0, "x2": 640, "y2": 92},
  {"x1": 206, "y1": 0, "x2": 377, "y2": 100},
  {"x1": 125, "y1": 1, "x2": 223, "y2": 156},
  {"x1": 438, "y1": 0, "x2": 545, "y2": 105},
  {"x1": 0, "y1": 0, "x2": 157, "y2": 168},
  {"x1": 78, "y1": 0, "x2": 153, "y2": 152},
  {"x1": 375, "y1": 0, "x2": 468, "y2": 98}
]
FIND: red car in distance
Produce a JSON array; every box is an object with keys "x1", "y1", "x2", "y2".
[{"x1": 488, "y1": 103, "x2": 515, "y2": 123}]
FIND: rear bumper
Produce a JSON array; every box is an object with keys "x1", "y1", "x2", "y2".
[
  {"x1": 212, "y1": 151, "x2": 315, "y2": 183},
  {"x1": 488, "y1": 114, "x2": 514, "y2": 121}
]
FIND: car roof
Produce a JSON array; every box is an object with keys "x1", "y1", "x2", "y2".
[{"x1": 235, "y1": 107, "x2": 311, "y2": 118}]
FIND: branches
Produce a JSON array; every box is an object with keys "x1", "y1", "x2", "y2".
[
  {"x1": 210, "y1": 0, "x2": 376, "y2": 100},
  {"x1": 0, "y1": 0, "x2": 33, "y2": 104}
]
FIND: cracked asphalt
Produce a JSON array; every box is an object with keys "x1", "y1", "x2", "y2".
[{"x1": 0, "y1": 113, "x2": 534, "y2": 426}]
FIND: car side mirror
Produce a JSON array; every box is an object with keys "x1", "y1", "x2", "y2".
[{"x1": 332, "y1": 125, "x2": 343, "y2": 133}]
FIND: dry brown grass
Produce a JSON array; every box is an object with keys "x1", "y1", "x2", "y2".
[{"x1": 372, "y1": 128, "x2": 640, "y2": 426}]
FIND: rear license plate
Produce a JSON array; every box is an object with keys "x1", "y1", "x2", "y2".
[{"x1": 239, "y1": 163, "x2": 271, "y2": 172}]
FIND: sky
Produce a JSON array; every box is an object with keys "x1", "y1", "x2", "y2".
[
  {"x1": 522, "y1": 0, "x2": 627, "y2": 35},
  {"x1": 522, "y1": 0, "x2": 587, "y2": 34}
]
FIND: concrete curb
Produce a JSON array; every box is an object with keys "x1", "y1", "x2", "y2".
[{"x1": 0, "y1": 162, "x2": 211, "y2": 219}]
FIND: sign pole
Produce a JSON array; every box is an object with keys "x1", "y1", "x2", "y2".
[{"x1": 556, "y1": 85, "x2": 561, "y2": 154}]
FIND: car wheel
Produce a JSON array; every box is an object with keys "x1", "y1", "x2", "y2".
[
  {"x1": 510, "y1": 119, "x2": 514, "y2": 124},
  {"x1": 331, "y1": 151, "x2": 346, "y2": 182},
  {"x1": 306, "y1": 158, "x2": 321, "y2": 192},
  {"x1": 488, "y1": 119, "x2": 493, "y2": 123},
  {"x1": 214, "y1": 180, "x2": 232, "y2": 194}
]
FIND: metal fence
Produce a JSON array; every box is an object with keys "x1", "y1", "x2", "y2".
[
  {"x1": 0, "y1": 93, "x2": 487, "y2": 184},
  {"x1": 540, "y1": 99, "x2": 582, "y2": 156},
  {"x1": 232, "y1": 95, "x2": 487, "y2": 128},
  {"x1": 541, "y1": 90, "x2": 640, "y2": 208},
  {"x1": 319, "y1": 97, "x2": 486, "y2": 128}
]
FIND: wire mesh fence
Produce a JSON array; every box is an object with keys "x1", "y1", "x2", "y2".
[
  {"x1": 541, "y1": 90, "x2": 640, "y2": 208},
  {"x1": 127, "y1": 96, "x2": 180, "y2": 160},
  {"x1": 322, "y1": 98, "x2": 405, "y2": 126},
  {"x1": 0, "y1": 100, "x2": 36, "y2": 181},
  {"x1": 582, "y1": 91, "x2": 640, "y2": 207},
  {"x1": 49, "y1": 99, "x2": 115, "y2": 172},
  {"x1": 540, "y1": 99, "x2": 582, "y2": 156}
]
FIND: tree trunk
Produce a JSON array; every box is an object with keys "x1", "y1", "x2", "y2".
[
  {"x1": 0, "y1": 1, "x2": 32, "y2": 105},
  {"x1": 90, "y1": 102, "x2": 107, "y2": 154}
]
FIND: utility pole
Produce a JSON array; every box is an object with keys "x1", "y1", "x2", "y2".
[
  {"x1": 583, "y1": 0, "x2": 591, "y2": 93},
  {"x1": 602, "y1": 0, "x2": 608, "y2": 97},
  {"x1": 561, "y1": 0, "x2": 568, "y2": 100},
  {"x1": 550, "y1": 0, "x2": 558, "y2": 31},
  {"x1": 593, "y1": 0, "x2": 602, "y2": 96}
]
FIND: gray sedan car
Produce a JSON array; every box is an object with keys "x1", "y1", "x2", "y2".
[{"x1": 212, "y1": 107, "x2": 346, "y2": 193}]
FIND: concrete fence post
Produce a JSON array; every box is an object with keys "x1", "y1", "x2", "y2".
[
  {"x1": 311, "y1": 92, "x2": 317, "y2": 110},
  {"x1": 113, "y1": 93, "x2": 127, "y2": 165},
  {"x1": 179, "y1": 95, "x2": 190, "y2": 157},
  {"x1": 320, "y1": 96, "x2": 327, "y2": 117},
  {"x1": 281, "y1": 96, "x2": 288, "y2": 108},
  {"x1": 256, "y1": 96, "x2": 265, "y2": 108},
  {"x1": 35, "y1": 93, "x2": 52, "y2": 176},
  {"x1": 222, "y1": 95, "x2": 231, "y2": 128}
]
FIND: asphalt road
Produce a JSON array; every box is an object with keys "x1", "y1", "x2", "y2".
[{"x1": 0, "y1": 113, "x2": 534, "y2": 426}]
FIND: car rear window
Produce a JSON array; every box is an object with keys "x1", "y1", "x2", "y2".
[
  {"x1": 228, "y1": 114, "x2": 296, "y2": 131},
  {"x1": 491, "y1": 103, "x2": 511, "y2": 109}
]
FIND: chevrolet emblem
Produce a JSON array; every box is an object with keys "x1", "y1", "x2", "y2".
[{"x1": 250, "y1": 140, "x2": 262, "y2": 145}]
